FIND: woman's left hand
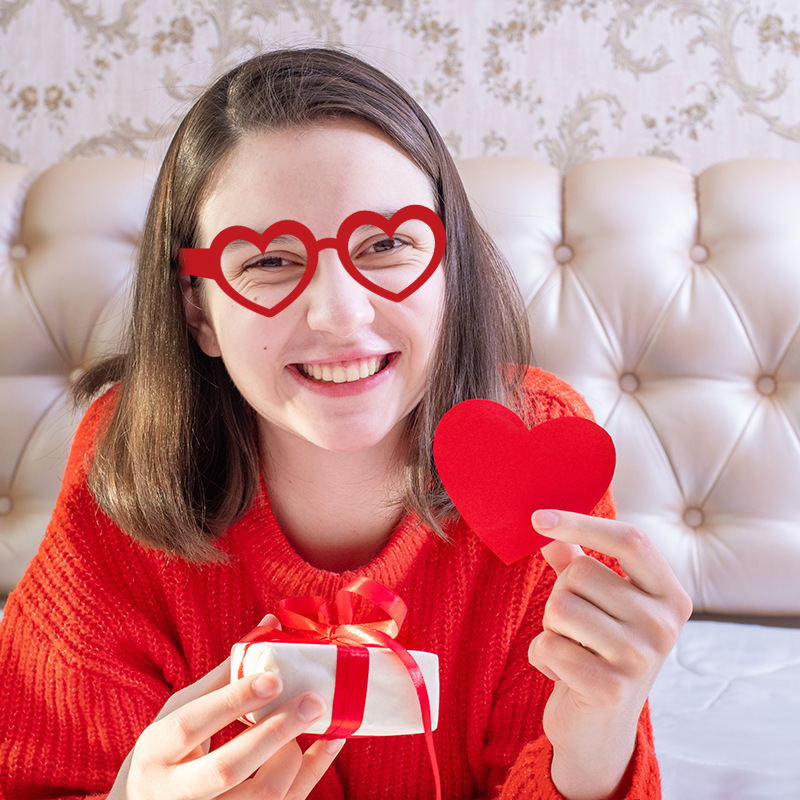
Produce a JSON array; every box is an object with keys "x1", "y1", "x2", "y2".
[{"x1": 527, "y1": 509, "x2": 693, "y2": 800}]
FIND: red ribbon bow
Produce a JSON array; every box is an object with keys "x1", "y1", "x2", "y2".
[{"x1": 238, "y1": 578, "x2": 441, "y2": 799}]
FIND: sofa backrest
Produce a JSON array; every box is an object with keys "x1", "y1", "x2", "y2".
[{"x1": 2, "y1": 156, "x2": 799, "y2": 616}]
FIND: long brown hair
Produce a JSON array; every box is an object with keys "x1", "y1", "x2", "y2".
[{"x1": 75, "y1": 47, "x2": 532, "y2": 561}]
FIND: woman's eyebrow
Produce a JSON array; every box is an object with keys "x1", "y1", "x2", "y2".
[
  {"x1": 351, "y1": 208, "x2": 409, "y2": 235},
  {"x1": 220, "y1": 234, "x2": 300, "y2": 255}
]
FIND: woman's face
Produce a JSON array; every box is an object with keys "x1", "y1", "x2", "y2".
[{"x1": 187, "y1": 120, "x2": 446, "y2": 456}]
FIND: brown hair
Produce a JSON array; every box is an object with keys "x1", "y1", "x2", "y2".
[{"x1": 75, "y1": 47, "x2": 532, "y2": 561}]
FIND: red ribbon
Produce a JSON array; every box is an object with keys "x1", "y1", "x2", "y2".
[{"x1": 238, "y1": 578, "x2": 441, "y2": 799}]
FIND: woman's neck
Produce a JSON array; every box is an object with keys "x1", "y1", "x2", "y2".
[{"x1": 259, "y1": 425, "x2": 407, "y2": 573}]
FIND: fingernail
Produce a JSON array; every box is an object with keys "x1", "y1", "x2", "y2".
[
  {"x1": 252, "y1": 672, "x2": 279, "y2": 698},
  {"x1": 325, "y1": 738, "x2": 346, "y2": 754},
  {"x1": 533, "y1": 510, "x2": 559, "y2": 529},
  {"x1": 298, "y1": 693, "x2": 326, "y2": 721}
]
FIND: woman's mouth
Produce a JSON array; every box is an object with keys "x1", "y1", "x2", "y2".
[{"x1": 295, "y1": 354, "x2": 392, "y2": 384}]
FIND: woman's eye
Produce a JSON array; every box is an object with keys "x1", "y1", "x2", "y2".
[
  {"x1": 244, "y1": 253, "x2": 300, "y2": 270},
  {"x1": 371, "y1": 238, "x2": 400, "y2": 253},
  {"x1": 362, "y1": 237, "x2": 408, "y2": 256}
]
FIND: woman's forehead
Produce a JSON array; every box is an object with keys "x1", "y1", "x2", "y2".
[{"x1": 197, "y1": 121, "x2": 436, "y2": 244}]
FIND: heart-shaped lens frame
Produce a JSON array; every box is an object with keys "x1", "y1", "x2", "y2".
[
  {"x1": 333, "y1": 205, "x2": 446, "y2": 302},
  {"x1": 180, "y1": 222, "x2": 318, "y2": 317}
]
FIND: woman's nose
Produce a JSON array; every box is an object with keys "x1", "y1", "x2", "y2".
[{"x1": 304, "y1": 249, "x2": 375, "y2": 336}]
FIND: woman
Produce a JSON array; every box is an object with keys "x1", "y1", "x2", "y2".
[{"x1": 0, "y1": 48, "x2": 691, "y2": 799}]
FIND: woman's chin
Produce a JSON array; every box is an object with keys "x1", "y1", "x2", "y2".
[{"x1": 304, "y1": 426, "x2": 401, "y2": 454}]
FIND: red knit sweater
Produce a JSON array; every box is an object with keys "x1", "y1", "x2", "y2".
[{"x1": 0, "y1": 369, "x2": 661, "y2": 799}]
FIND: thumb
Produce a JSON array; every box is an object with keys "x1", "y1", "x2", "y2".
[{"x1": 540, "y1": 539, "x2": 584, "y2": 577}]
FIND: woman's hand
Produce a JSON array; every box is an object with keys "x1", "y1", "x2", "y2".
[
  {"x1": 109, "y1": 624, "x2": 344, "y2": 800},
  {"x1": 527, "y1": 510, "x2": 692, "y2": 800}
]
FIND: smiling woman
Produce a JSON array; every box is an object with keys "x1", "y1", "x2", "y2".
[
  {"x1": 0, "y1": 47, "x2": 689, "y2": 800},
  {"x1": 72, "y1": 49, "x2": 531, "y2": 563}
]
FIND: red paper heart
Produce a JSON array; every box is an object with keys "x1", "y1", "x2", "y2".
[{"x1": 433, "y1": 400, "x2": 616, "y2": 564}]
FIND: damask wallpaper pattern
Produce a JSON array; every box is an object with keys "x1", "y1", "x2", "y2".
[{"x1": 1, "y1": 0, "x2": 799, "y2": 172}]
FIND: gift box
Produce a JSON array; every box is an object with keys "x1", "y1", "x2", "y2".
[
  {"x1": 231, "y1": 639, "x2": 439, "y2": 735},
  {"x1": 230, "y1": 577, "x2": 440, "y2": 742}
]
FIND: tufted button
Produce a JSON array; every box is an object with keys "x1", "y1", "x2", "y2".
[
  {"x1": 690, "y1": 244, "x2": 709, "y2": 263},
  {"x1": 9, "y1": 244, "x2": 28, "y2": 260},
  {"x1": 619, "y1": 372, "x2": 640, "y2": 394},
  {"x1": 0, "y1": 496, "x2": 12, "y2": 516},
  {"x1": 756, "y1": 375, "x2": 777, "y2": 396},
  {"x1": 683, "y1": 507, "x2": 704, "y2": 528},
  {"x1": 554, "y1": 244, "x2": 573, "y2": 264}
]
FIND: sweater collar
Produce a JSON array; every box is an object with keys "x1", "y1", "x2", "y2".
[{"x1": 223, "y1": 475, "x2": 437, "y2": 599}]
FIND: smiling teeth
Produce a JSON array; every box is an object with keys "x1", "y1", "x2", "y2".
[{"x1": 299, "y1": 356, "x2": 385, "y2": 383}]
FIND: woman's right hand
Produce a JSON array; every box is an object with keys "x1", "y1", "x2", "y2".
[{"x1": 108, "y1": 649, "x2": 345, "y2": 800}]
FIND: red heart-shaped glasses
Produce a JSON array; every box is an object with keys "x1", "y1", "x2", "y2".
[{"x1": 179, "y1": 205, "x2": 446, "y2": 317}]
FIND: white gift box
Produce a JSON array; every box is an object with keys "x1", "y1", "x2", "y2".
[{"x1": 231, "y1": 640, "x2": 440, "y2": 736}]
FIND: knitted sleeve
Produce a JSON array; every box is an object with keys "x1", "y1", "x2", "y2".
[
  {"x1": 491, "y1": 369, "x2": 661, "y2": 799},
  {"x1": 498, "y1": 708, "x2": 660, "y2": 799},
  {"x1": 0, "y1": 392, "x2": 185, "y2": 799}
]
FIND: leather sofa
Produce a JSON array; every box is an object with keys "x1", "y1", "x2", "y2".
[{"x1": 2, "y1": 155, "x2": 799, "y2": 798}]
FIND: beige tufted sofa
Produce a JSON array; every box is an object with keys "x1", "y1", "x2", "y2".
[{"x1": 2, "y1": 156, "x2": 799, "y2": 797}]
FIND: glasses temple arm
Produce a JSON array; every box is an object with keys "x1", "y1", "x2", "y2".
[{"x1": 179, "y1": 249, "x2": 217, "y2": 279}]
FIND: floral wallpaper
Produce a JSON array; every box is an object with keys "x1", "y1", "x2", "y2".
[{"x1": 1, "y1": 0, "x2": 799, "y2": 172}]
